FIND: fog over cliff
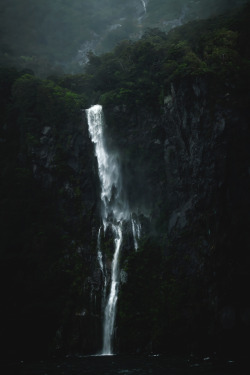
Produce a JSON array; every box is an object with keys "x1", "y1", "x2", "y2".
[
  {"x1": 0, "y1": 0, "x2": 248, "y2": 75},
  {"x1": 1, "y1": 0, "x2": 250, "y2": 368}
]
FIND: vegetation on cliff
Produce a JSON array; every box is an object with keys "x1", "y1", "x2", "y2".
[
  {"x1": 1, "y1": 1, "x2": 248, "y2": 75},
  {"x1": 0, "y1": 2, "x2": 250, "y2": 359},
  {"x1": 0, "y1": 68, "x2": 96, "y2": 358},
  {"x1": 55, "y1": 3, "x2": 250, "y2": 111}
]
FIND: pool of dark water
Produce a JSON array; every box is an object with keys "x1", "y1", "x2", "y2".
[{"x1": 2, "y1": 354, "x2": 248, "y2": 375}]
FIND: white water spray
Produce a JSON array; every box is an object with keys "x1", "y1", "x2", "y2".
[
  {"x1": 131, "y1": 216, "x2": 141, "y2": 251},
  {"x1": 87, "y1": 105, "x2": 136, "y2": 355},
  {"x1": 140, "y1": 0, "x2": 147, "y2": 14},
  {"x1": 97, "y1": 228, "x2": 104, "y2": 273},
  {"x1": 97, "y1": 228, "x2": 107, "y2": 294},
  {"x1": 102, "y1": 223, "x2": 123, "y2": 354},
  {"x1": 86, "y1": 105, "x2": 141, "y2": 354}
]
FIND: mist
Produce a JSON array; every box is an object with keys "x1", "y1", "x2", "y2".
[
  {"x1": 0, "y1": 0, "x2": 248, "y2": 75},
  {"x1": 1, "y1": 0, "x2": 250, "y2": 368}
]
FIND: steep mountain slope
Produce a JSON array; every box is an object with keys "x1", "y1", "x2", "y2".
[
  {"x1": 0, "y1": 2, "x2": 249, "y2": 360},
  {"x1": 0, "y1": 0, "x2": 248, "y2": 75}
]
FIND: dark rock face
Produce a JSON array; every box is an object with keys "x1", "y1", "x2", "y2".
[
  {"x1": 1, "y1": 69, "x2": 249, "y2": 359},
  {"x1": 160, "y1": 78, "x2": 250, "y2": 355},
  {"x1": 103, "y1": 76, "x2": 250, "y2": 356},
  {"x1": 0, "y1": 84, "x2": 102, "y2": 358}
]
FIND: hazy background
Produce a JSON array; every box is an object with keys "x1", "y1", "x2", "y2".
[{"x1": 0, "y1": 0, "x2": 248, "y2": 75}]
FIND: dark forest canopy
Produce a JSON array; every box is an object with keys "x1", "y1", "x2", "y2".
[
  {"x1": 0, "y1": 0, "x2": 249, "y2": 76},
  {"x1": 0, "y1": 0, "x2": 250, "y2": 362},
  {"x1": 56, "y1": 3, "x2": 250, "y2": 112}
]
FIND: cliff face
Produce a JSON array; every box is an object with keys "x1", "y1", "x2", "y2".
[
  {"x1": 0, "y1": 71, "x2": 101, "y2": 358},
  {"x1": 161, "y1": 77, "x2": 250, "y2": 356},
  {"x1": 1, "y1": 4, "x2": 250, "y2": 359},
  {"x1": 1, "y1": 72, "x2": 249, "y2": 359},
  {"x1": 103, "y1": 75, "x2": 250, "y2": 355}
]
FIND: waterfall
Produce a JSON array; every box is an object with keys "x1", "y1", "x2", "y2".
[
  {"x1": 97, "y1": 227, "x2": 107, "y2": 298},
  {"x1": 140, "y1": 0, "x2": 147, "y2": 14},
  {"x1": 102, "y1": 222, "x2": 122, "y2": 354},
  {"x1": 131, "y1": 216, "x2": 141, "y2": 251},
  {"x1": 97, "y1": 228, "x2": 104, "y2": 274},
  {"x1": 87, "y1": 104, "x2": 134, "y2": 355}
]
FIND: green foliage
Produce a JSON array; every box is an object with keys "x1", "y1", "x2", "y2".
[
  {"x1": 0, "y1": 2, "x2": 249, "y2": 357},
  {"x1": 0, "y1": 0, "x2": 140, "y2": 75},
  {"x1": 12, "y1": 74, "x2": 87, "y2": 133},
  {"x1": 79, "y1": 3, "x2": 250, "y2": 110},
  {"x1": 65, "y1": 4, "x2": 245, "y2": 111},
  {"x1": 0, "y1": 66, "x2": 95, "y2": 357},
  {"x1": 1, "y1": 0, "x2": 248, "y2": 76}
]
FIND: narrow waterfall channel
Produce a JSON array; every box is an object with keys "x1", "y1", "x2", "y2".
[
  {"x1": 140, "y1": 0, "x2": 147, "y2": 14},
  {"x1": 86, "y1": 105, "x2": 140, "y2": 355}
]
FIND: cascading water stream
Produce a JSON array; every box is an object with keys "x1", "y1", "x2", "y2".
[
  {"x1": 86, "y1": 104, "x2": 139, "y2": 355},
  {"x1": 97, "y1": 228, "x2": 104, "y2": 274},
  {"x1": 97, "y1": 228, "x2": 107, "y2": 304},
  {"x1": 140, "y1": 0, "x2": 147, "y2": 14},
  {"x1": 131, "y1": 216, "x2": 141, "y2": 251},
  {"x1": 102, "y1": 223, "x2": 122, "y2": 354}
]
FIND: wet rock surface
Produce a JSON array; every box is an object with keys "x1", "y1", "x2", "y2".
[{"x1": 103, "y1": 75, "x2": 250, "y2": 355}]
